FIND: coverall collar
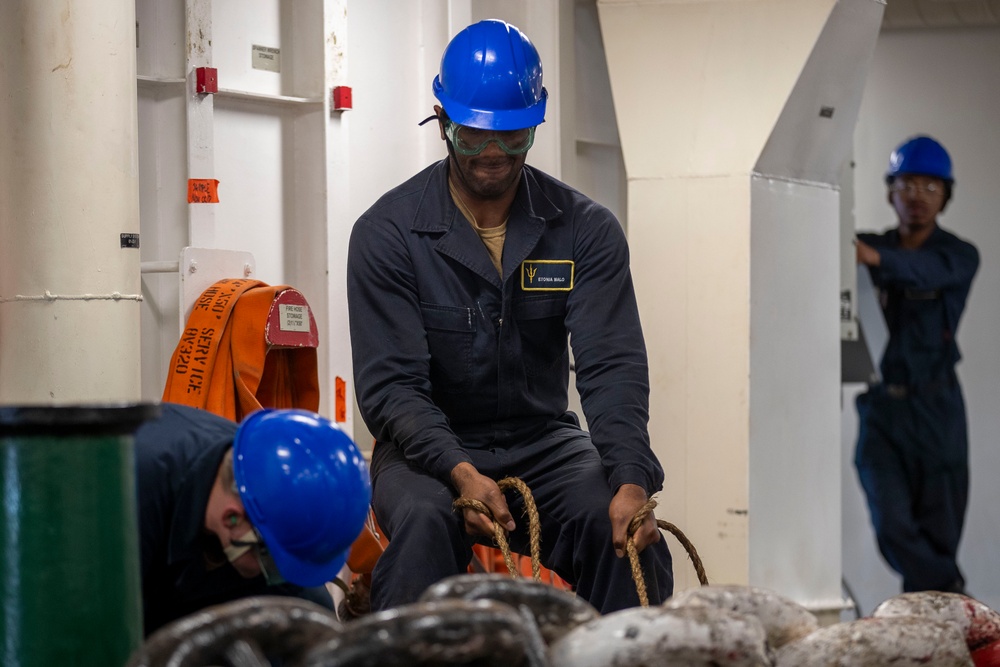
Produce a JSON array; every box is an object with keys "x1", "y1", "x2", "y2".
[
  {"x1": 409, "y1": 160, "x2": 562, "y2": 233},
  {"x1": 410, "y1": 160, "x2": 563, "y2": 286},
  {"x1": 888, "y1": 222, "x2": 944, "y2": 250},
  {"x1": 167, "y1": 445, "x2": 228, "y2": 571}
]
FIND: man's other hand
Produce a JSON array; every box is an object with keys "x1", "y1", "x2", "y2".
[
  {"x1": 856, "y1": 238, "x2": 882, "y2": 267},
  {"x1": 450, "y1": 462, "x2": 515, "y2": 537},
  {"x1": 610, "y1": 483, "x2": 660, "y2": 558}
]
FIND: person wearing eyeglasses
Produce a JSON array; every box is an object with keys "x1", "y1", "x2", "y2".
[
  {"x1": 347, "y1": 20, "x2": 672, "y2": 614},
  {"x1": 134, "y1": 403, "x2": 371, "y2": 635},
  {"x1": 854, "y1": 136, "x2": 979, "y2": 595}
]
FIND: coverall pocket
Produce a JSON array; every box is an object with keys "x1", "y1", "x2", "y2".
[
  {"x1": 513, "y1": 296, "x2": 568, "y2": 376},
  {"x1": 420, "y1": 302, "x2": 475, "y2": 394}
]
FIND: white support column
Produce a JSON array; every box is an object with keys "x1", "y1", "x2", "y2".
[
  {"x1": 0, "y1": 0, "x2": 141, "y2": 404},
  {"x1": 185, "y1": 0, "x2": 217, "y2": 248}
]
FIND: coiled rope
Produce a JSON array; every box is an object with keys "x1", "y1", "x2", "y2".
[{"x1": 454, "y1": 478, "x2": 708, "y2": 605}]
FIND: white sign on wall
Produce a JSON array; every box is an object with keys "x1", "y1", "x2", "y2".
[
  {"x1": 251, "y1": 44, "x2": 280, "y2": 73},
  {"x1": 279, "y1": 303, "x2": 310, "y2": 332}
]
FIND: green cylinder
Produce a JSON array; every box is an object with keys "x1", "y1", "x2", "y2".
[{"x1": 0, "y1": 404, "x2": 159, "y2": 667}]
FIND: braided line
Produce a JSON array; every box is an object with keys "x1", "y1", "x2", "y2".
[
  {"x1": 625, "y1": 498, "x2": 709, "y2": 607},
  {"x1": 498, "y1": 477, "x2": 542, "y2": 581},
  {"x1": 657, "y1": 519, "x2": 709, "y2": 587},
  {"x1": 452, "y1": 477, "x2": 543, "y2": 582}
]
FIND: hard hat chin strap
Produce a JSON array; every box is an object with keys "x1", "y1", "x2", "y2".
[
  {"x1": 227, "y1": 527, "x2": 287, "y2": 585},
  {"x1": 224, "y1": 528, "x2": 258, "y2": 563}
]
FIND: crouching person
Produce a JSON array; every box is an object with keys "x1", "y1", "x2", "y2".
[{"x1": 135, "y1": 403, "x2": 371, "y2": 636}]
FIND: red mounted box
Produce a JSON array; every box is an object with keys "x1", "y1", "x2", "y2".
[
  {"x1": 195, "y1": 67, "x2": 218, "y2": 94},
  {"x1": 332, "y1": 85, "x2": 352, "y2": 110}
]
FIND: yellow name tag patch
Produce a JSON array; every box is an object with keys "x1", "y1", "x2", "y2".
[{"x1": 521, "y1": 260, "x2": 575, "y2": 291}]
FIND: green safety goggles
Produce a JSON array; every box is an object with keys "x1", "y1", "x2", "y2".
[{"x1": 443, "y1": 120, "x2": 536, "y2": 156}]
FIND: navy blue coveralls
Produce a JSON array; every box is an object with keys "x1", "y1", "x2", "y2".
[
  {"x1": 347, "y1": 160, "x2": 673, "y2": 614},
  {"x1": 855, "y1": 225, "x2": 979, "y2": 593},
  {"x1": 135, "y1": 403, "x2": 331, "y2": 636}
]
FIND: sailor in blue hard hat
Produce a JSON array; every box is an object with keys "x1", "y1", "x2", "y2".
[
  {"x1": 134, "y1": 404, "x2": 371, "y2": 635},
  {"x1": 854, "y1": 135, "x2": 979, "y2": 595},
  {"x1": 886, "y1": 135, "x2": 954, "y2": 222},
  {"x1": 426, "y1": 19, "x2": 547, "y2": 205},
  {"x1": 230, "y1": 409, "x2": 372, "y2": 587},
  {"x1": 348, "y1": 20, "x2": 674, "y2": 616}
]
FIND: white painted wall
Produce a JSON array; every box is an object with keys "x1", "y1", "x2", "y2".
[
  {"x1": 569, "y1": 0, "x2": 626, "y2": 227},
  {"x1": 844, "y1": 27, "x2": 1000, "y2": 614},
  {"x1": 342, "y1": 1, "x2": 447, "y2": 227}
]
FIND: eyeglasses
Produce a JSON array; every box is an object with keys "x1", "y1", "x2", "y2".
[
  {"x1": 230, "y1": 526, "x2": 286, "y2": 585},
  {"x1": 890, "y1": 179, "x2": 942, "y2": 196},
  {"x1": 443, "y1": 120, "x2": 535, "y2": 156}
]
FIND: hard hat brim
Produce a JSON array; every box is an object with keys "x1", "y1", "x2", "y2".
[
  {"x1": 259, "y1": 532, "x2": 349, "y2": 588},
  {"x1": 434, "y1": 76, "x2": 547, "y2": 131}
]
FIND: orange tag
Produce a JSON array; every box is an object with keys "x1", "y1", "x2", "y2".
[
  {"x1": 335, "y1": 376, "x2": 347, "y2": 422},
  {"x1": 187, "y1": 178, "x2": 220, "y2": 203}
]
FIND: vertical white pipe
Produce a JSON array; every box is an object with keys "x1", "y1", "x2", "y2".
[
  {"x1": 0, "y1": 0, "x2": 141, "y2": 404},
  {"x1": 185, "y1": 0, "x2": 216, "y2": 249}
]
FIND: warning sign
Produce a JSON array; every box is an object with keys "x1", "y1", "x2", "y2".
[
  {"x1": 187, "y1": 179, "x2": 220, "y2": 203},
  {"x1": 335, "y1": 377, "x2": 347, "y2": 423}
]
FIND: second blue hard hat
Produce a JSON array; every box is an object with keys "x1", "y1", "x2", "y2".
[
  {"x1": 233, "y1": 409, "x2": 371, "y2": 587},
  {"x1": 433, "y1": 19, "x2": 547, "y2": 131},
  {"x1": 886, "y1": 135, "x2": 953, "y2": 183}
]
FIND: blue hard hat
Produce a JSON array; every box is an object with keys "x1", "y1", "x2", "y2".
[
  {"x1": 433, "y1": 19, "x2": 547, "y2": 131},
  {"x1": 233, "y1": 409, "x2": 371, "y2": 587},
  {"x1": 886, "y1": 136, "x2": 953, "y2": 183}
]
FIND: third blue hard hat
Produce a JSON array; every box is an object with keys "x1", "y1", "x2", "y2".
[
  {"x1": 886, "y1": 136, "x2": 953, "y2": 183},
  {"x1": 233, "y1": 409, "x2": 371, "y2": 587},
  {"x1": 433, "y1": 19, "x2": 547, "y2": 131}
]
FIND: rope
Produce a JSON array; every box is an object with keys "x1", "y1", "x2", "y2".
[
  {"x1": 454, "y1": 479, "x2": 708, "y2": 603},
  {"x1": 452, "y1": 476, "x2": 543, "y2": 581},
  {"x1": 626, "y1": 498, "x2": 709, "y2": 606}
]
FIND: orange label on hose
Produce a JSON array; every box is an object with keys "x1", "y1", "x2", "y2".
[
  {"x1": 187, "y1": 178, "x2": 220, "y2": 203},
  {"x1": 335, "y1": 376, "x2": 347, "y2": 422}
]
